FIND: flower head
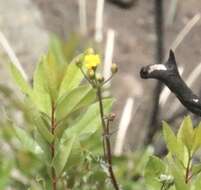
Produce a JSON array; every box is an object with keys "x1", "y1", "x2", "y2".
[{"x1": 84, "y1": 51, "x2": 101, "y2": 70}]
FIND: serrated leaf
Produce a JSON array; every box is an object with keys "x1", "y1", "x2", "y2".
[
  {"x1": 177, "y1": 116, "x2": 194, "y2": 151},
  {"x1": 53, "y1": 135, "x2": 76, "y2": 176},
  {"x1": 58, "y1": 61, "x2": 84, "y2": 98},
  {"x1": 9, "y1": 63, "x2": 31, "y2": 95},
  {"x1": 62, "y1": 99, "x2": 113, "y2": 139},
  {"x1": 56, "y1": 85, "x2": 95, "y2": 121},
  {"x1": 144, "y1": 156, "x2": 166, "y2": 190}
]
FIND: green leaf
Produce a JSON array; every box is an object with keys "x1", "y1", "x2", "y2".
[
  {"x1": 0, "y1": 160, "x2": 12, "y2": 189},
  {"x1": 193, "y1": 173, "x2": 201, "y2": 190},
  {"x1": 56, "y1": 85, "x2": 95, "y2": 121},
  {"x1": 31, "y1": 59, "x2": 52, "y2": 115},
  {"x1": 163, "y1": 121, "x2": 178, "y2": 155},
  {"x1": 58, "y1": 61, "x2": 84, "y2": 98},
  {"x1": 63, "y1": 141, "x2": 83, "y2": 170},
  {"x1": 192, "y1": 163, "x2": 201, "y2": 177},
  {"x1": 31, "y1": 91, "x2": 52, "y2": 116},
  {"x1": 144, "y1": 156, "x2": 166, "y2": 190},
  {"x1": 192, "y1": 122, "x2": 201, "y2": 153},
  {"x1": 62, "y1": 99, "x2": 113, "y2": 139},
  {"x1": 177, "y1": 116, "x2": 194, "y2": 151},
  {"x1": 163, "y1": 121, "x2": 188, "y2": 166},
  {"x1": 9, "y1": 63, "x2": 31, "y2": 95},
  {"x1": 33, "y1": 113, "x2": 54, "y2": 144},
  {"x1": 167, "y1": 155, "x2": 190, "y2": 190},
  {"x1": 34, "y1": 132, "x2": 51, "y2": 164},
  {"x1": 49, "y1": 35, "x2": 66, "y2": 66},
  {"x1": 42, "y1": 53, "x2": 61, "y2": 100},
  {"x1": 63, "y1": 34, "x2": 79, "y2": 62},
  {"x1": 14, "y1": 126, "x2": 42, "y2": 155},
  {"x1": 53, "y1": 135, "x2": 76, "y2": 176},
  {"x1": 33, "y1": 60, "x2": 48, "y2": 93}
]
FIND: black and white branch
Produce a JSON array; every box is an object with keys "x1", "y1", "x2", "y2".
[{"x1": 140, "y1": 50, "x2": 201, "y2": 117}]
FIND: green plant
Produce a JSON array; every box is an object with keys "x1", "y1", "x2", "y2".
[
  {"x1": 75, "y1": 48, "x2": 120, "y2": 189},
  {"x1": 8, "y1": 38, "x2": 114, "y2": 190},
  {"x1": 145, "y1": 116, "x2": 201, "y2": 190}
]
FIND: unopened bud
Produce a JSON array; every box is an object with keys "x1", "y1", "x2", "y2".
[
  {"x1": 96, "y1": 73, "x2": 104, "y2": 83},
  {"x1": 88, "y1": 69, "x2": 95, "y2": 79},
  {"x1": 85, "y1": 48, "x2": 95, "y2": 55},
  {"x1": 111, "y1": 63, "x2": 118, "y2": 74},
  {"x1": 108, "y1": 113, "x2": 116, "y2": 121},
  {"x1": 75, "y1": 54, "x2": 84, "y2": 67}
]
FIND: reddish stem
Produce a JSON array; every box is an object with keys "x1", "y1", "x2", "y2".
[
  {"x1": 51, "y1": 103, "x2": 57, "y2": 190},
  {"x1": 97, "y1": 87, "x2": 120, "y2": 190}
]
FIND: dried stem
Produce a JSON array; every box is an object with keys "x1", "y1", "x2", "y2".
[
  {"x1": 51, "y1": 102, "x2": 57, "y2": 190},
  {"x1": 96, "y1": 87, "x2": 120, "y2": 190}
]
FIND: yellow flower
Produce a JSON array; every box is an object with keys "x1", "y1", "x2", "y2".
[{"x1": 84, "y1": 54, "x2": 101, "y2": 70}]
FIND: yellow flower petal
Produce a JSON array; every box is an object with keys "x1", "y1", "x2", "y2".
[{"x1": 84, "y1": 54, "x2": 101, "y2": 69}]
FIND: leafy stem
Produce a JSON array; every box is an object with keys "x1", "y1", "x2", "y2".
[
  {"x1": 96, "y1": 87, "x2": 120, "y2": 190},
  {"x1": 77, "y1": 49, "x2": 119, "y2": 189},
  {"x1": 51, "y1": 102, "x2": 57, "y2": 190}
]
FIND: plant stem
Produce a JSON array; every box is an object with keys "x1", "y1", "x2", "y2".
[
  {"x1": 97, "y1": 87, "x2": 120, "y2": 190},
  {"x1": 51, "y1": 103, "x2": 57, "y2": 190},
  {"x1": 185, "y1": 154, "x2": 191, "y2": 184}
]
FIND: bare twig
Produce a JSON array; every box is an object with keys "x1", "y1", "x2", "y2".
[
  {"x1": 170, "y1": 13, "x2": 200, "y2": 52},
  {"x1": 145, "y1": 0, "x2": 164, "y2": 145},
  {"x1": 166, "y1": 0, "x2": 178, "y2": 26},
  {"x1": 103, "y1": 29, "x2": 116, "y2": 84},
  {"x1": 95, "y1": 0, "x2": 105, "y2": 42},
  {"x1": 114, "y1": 97, "x2": 134, "y2": 156},
  {"x1": 78, "y1": 0, "x2": 87, "y2": 36},
  {"x1": 0, "y1": 31, "x2": 27, "y2": 80}
]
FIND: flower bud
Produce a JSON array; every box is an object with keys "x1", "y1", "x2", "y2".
[
  {"x1": 111, "y1": 63, "x2": 118, "y2": 74},
  {"x1": 85, "y1": 48, "x2": 95, "y2": 55},
  {"x1": 96, "y1": 73, "x2": 104, "y2": 83},
  {"x1": 88, "y1": 69, "x2": 95, "y2": 79},
  {"x1": 75, "y1": 54, "x2": 84, "y2": 67},
  {"x1": 108, "y1": 113, "x2": 116, "y2": 121}
]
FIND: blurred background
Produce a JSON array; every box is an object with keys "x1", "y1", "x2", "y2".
[{"x1": 0, "y1": 0, "x2": 201, "y2": 189}]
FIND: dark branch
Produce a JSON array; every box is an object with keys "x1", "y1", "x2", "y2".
[
  {"x1": 107, "y1": 0, "x2": 135, "y2": 9},
  {"x1": 140, "y1": 50, "x2": 201, "y2": 117},
  {"x1": 144, "y1": 0, "x2": 164, "y2": 145}
]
